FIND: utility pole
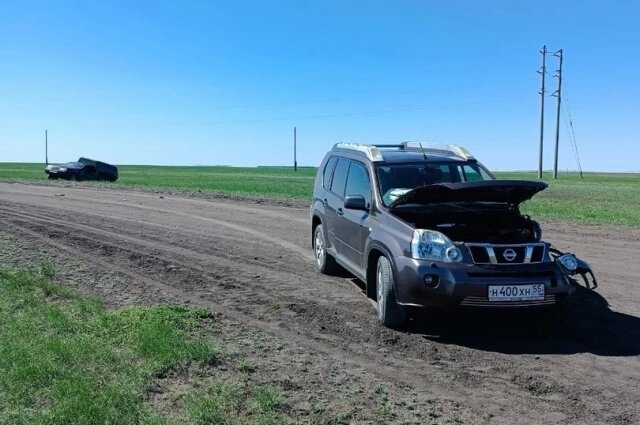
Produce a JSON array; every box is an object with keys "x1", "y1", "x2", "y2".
[
  {"x1": 552, "y1": 49, "x2": 563, "y2": 180},
  {"x1": 293, "y1": 126, "x2": 297, "y2": 172},
  {"x1": 537, "y1": 45, "x2": 547, "y2": 179},
  {"x1": 45, "y1": 130, "x2": 48, "y2": 165}
]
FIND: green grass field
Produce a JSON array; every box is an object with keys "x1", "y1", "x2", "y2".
[
  {"x1": 1, "y1": 163, "x2": 638, "y2": 227},
  {"x1": 0, "y1": 264, "x2": 291, "y2": 424}
]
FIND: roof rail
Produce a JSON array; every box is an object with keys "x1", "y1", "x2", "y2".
[
  {"x1": 332, "y1": 143, "x2": 385, "y2": 162},
  {"x1": 401, "y1": 142, "x2": 475, "y2": 160},
  {"x1": 332, "y1": 141, "x2": 476, "y2": 162}
]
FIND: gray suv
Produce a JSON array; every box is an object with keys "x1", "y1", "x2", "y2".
[{"x1": 310, "y1": 142, "x2": 596, "y2": 328}]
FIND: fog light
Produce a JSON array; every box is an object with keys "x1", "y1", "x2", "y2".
[{"x1": 423, "y1": 274, "x2": 440, "y2": 288}]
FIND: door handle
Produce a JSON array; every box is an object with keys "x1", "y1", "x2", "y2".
[
  {"x1": 337, "y1": 208, "x2": 344, "y2": 216},
  {"x1": 323, "y1": 198, "x2": 328, "y2": 206}
]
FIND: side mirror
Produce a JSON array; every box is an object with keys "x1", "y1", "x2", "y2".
[{"x1": 344, "y1": 195, "x2": 368, "y2": 211}]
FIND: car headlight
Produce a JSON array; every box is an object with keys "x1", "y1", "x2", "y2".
[
  {"x1": 411, "y1": 229, "x2": 462, "y2": 262},
  {"x1": 57, "y1": 167, "x2": 67, "y2": 172},
  {"x1": 557, "y1": 254, "x2": 578, "y2": 272}
]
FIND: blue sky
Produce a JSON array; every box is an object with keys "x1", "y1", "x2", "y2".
[{"x1": 1, "y1": 0, "x2": 638, "y2": 171}]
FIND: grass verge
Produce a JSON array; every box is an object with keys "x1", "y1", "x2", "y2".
[{"x1": 0, "y1": 264, "x2": 291, "y2": 424}]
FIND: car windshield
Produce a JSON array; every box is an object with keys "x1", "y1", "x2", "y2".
[{"x1": 376, "y1": 162, "x2": 494, "y2": 206}]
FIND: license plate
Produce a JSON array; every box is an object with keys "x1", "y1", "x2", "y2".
[{"x1": 488, "y1": 284, "x2": 545, "y2": 302}]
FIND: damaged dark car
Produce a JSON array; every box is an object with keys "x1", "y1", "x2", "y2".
[
  {"x1": 310, "y1": 142, "x2": 596, "y2": 328},
  {"x1": 45, "y1": 157, "x2": 118, "y2": 182}
]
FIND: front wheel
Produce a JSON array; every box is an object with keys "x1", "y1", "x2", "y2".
[
  {"x1": 313, "y1": 225, "x2": 339, "y2": 275},
  {"x1": 376, "y1": 256, "x2": 406, "y2": 329}
]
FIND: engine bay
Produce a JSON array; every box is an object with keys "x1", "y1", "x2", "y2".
[{"x1": 391, "y1": 203, "x2": 542, "y2": 244}]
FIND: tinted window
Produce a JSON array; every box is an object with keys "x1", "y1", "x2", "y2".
[
  {"x1": 322, "y1": 156, "x2": 338, "y2": 189},
  {"x1": 462, "y1": 164, "x2": 493, "y2": 181},
  {"x1": 462, "y1": 165, "x2": 484, "y2": 182},
  {"x1": 345, "y1": 161, "x2": 371, "y2": 206},
  {"x1": 330, "y1": 158, "x2": 350, "y2": 197}
]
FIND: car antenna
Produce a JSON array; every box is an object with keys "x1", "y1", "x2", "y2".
[{"x1": 418, "y1": 142, "x2": 428, "y2": 160}]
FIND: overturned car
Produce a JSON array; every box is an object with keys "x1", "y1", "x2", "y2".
[
  {"x1": 310, "y1": 142, "x2": 596, "y2": 328},
  {"x1": 45, "y1": 157, "x2": 118, "y2": 182}
]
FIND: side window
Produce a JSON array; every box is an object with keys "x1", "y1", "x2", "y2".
[
  {"x1": 462, "y1": 165, "x2": 484, "y2": 182},
  {"x1": 437, "y1": 165, "x2": 454, "y2": 183},
  {"x1": 445, "y1": 165, "x2": 463, "y2": 183},
  {"x1": 345, "y1": 161, "x2": 371, "y2": 206},
  {"x1": 322, "y1": 156, "x2": 338, "y2": 189},
  {"x1": 330, "y1": 158, "x2": 350, "y2": 197}
]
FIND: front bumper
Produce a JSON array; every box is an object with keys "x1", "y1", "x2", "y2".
[
  {"x1": 45, "y1": 170, "x2": 75, "y2": 179},
  {"x1": 394, "y1": 256, "x2": 573, "y2": 308}
]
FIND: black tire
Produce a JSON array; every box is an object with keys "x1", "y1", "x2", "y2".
[
  {"x1": 376, "y1": 256, "x2": 406, "y2": 329},
  {"x1": 313, "y1": 225, "x2": 339, "y2": 275}
]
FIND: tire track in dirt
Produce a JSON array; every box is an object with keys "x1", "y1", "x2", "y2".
[
  {"x1": 0, "y1": 206, "x2": 318, "y2": 290},
  {"x1": 0, "y1": 185, "x2": 312, "y2": 260},
  {"x1": 0, "y1": 201, "x2": 319, "y2": 280},
  {"x1": 0, "y1": 182, "x2": 310, "y2": 225}
]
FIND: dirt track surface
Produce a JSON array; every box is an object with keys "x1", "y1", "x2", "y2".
[{"x1": 1, "y1": 181, "x2": 639, "y2": 424}]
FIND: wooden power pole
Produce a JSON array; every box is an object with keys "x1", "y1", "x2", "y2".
[
  {"x1": 45, "y1": 130, "x2": 48, "y2": 165},
  {"x1": 293, "y1": 126, "x2": 297, "y2": 172}
]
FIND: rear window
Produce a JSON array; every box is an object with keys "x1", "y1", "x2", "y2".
[{"x1": 322, "y1": 156, "x2": 338, "y2": 189}]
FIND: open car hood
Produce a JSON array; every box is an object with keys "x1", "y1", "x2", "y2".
[{"x1": 388, "y1": 180, "x2": 548, "y2": 208}]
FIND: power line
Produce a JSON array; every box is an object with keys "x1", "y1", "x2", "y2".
[
  {"x1": 157, "y1": 77, "x2": 538, "y2": 114},
  {"x1": 171, "y1": 96, "x2": 535, "y2": 126},
  {"x1": 560, "y1": 91, "x2": 584, "y2": 178}
]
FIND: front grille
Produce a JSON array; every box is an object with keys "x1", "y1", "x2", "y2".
[
  {"x1": 468, "y1": 246, "x2": 490, "y2": 263},
  {"x1": 467, "y1": 243, "x2": 546, "y2": 265},
  {"x1": 460, "y1": 294, "x2": 556, "y2": 307}
]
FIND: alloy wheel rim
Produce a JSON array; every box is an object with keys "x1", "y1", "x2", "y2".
[{"x1": 315, "y1": 231, "x2": 325, "y2": 268}]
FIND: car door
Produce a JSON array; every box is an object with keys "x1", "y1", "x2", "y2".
[
  {"x1": 338, "y1": 160, "x2": 372, "y2": 271},
  {"x1": 324, "y1": 157, "x2": 350, "y2": 257}
]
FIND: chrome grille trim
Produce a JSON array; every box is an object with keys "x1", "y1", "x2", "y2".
[
  {"x1": 467, "y1": 243, "x2": 547, "y2": 265},
  {"x1": 460, "y1": 294, "x2": 556, "y2": 307},
  {"x1": 486, "y1": 246, "x2": 498, "y2": 264},
  {"x1": 524, "y1": 245, "x2": 534, "y2": 263}
]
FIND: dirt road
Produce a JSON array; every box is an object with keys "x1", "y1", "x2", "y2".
[{"x1": 1, "y1": 181, "x2": 639, "y2": 424}]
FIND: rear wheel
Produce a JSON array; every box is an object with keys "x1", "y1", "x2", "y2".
[
  {"x1": 376, "y1": 256, "x2": 406, "y2": 329},
  {"x1": 313, "y1": 225, "x2": 339, "y2": 275}
]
